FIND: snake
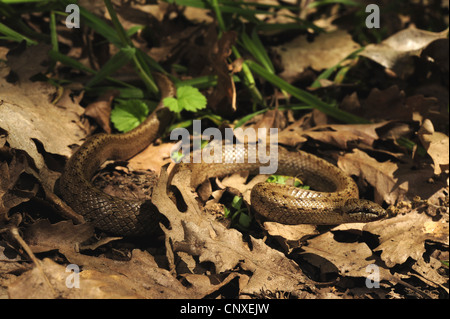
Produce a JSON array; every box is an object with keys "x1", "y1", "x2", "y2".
[{"x1": 58, "y1": 73, "x2": 386, "y2": 236}]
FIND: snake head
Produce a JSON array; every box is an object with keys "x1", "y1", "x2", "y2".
[{"x1": 344, "y1": 198, "x2": 387, "y2": 222}]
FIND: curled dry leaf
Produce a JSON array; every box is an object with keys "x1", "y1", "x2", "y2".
[
  {"x1": 84, "y1": 90, "x2": 119, "y2": 134},
  {"x1": 418, "y1": 119, "x2": 449, "y2": 175},
  {"x1": 337, "y1": 149, "x2": 442, "y2": 205},
  {"x1": 208, "y1": 31, "x2": 238, "y2": 115},
  {"x1": 179, "y1": 272, "x2": 241, "y2": 298},
  {"x1": 360, "y1": 26, "x2": 448, "y2": 78},
  {"x1": 338, "y1": 149, "x2": 406, "y2": 204},
  {"x1": 363, "y1": 211, "x2": 449, "y2": 268}
]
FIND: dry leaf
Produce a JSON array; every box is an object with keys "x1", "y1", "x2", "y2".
[
  {"x1": 360, "y1": 85, "x2": 443, "y2": 123},
  {"x1": 0, "y1": 151, "x2": 39, "y2": 221},
  {"x1": 84, "y1": 90, "x2": 119, "y2": 134},
  {"x1": 8, "y1": 249, "x2": 196, "y2": 299},
  {"x1": 0, "y1": 79, "x2": 85, "y2": 158},
  {"x1": 128, "y1": 142, "x2": 175, "y2": 173},
  {"x1": 304, "y1": 122, "x2": 388, "y2": 149},
  {"x1": 422, "y1": 38, "x2": 449, "y2": 73},
  {"x1": 338, "y1": 148, "x2": 448, "y2": 209},
  {"x1": 338, "y1": 149, "x2": 406, "y2": 204},
  {"x1": 8, "y1": 258, "x2": 73, "y2": 299},
  {"x1": 183, "y1": 6, "x2": 214, "y2": 24},
  {"x1": 65, "y1": 249, "x2": 196, "y2": 299},
  {"x1": 278, "y1": 120, "x2": 391, "y2": 150},
  {"x1": 273, "y1": 30, "x2": 360, "y2": 82},
  {"x1": 6, "y1": 42, "x2": 50, "y2": 81},
  {"x1": 220, "y1": 172, "x2": 267, "y2": 204},
  {"x1": 363, "y1": 211, "x2": 449, "y2": 267},
  {"x1": 418, "y1": 119, "x2": 449, "y2": 175},
  {"x1": 263, "y1": 222, "x2": 319, "y2": 242},
  {"x1": 411, "y1": 256, "x2": 448, "y2": 289},
  {"x1": 301, "y1": 231, "x2": 391, "y2": 279},
  {"x1": 208, "y1": 31, "x2": 237, "y2": 115},
  {"x1": 179, "y1": 272, "x2": 240, "y2": 297},
  {"x1": 337, "y1": 149, "x2": 439, "y2": 205},
  {"x1": 23, "y1": 220, "x2": 95, "y2": 254},
  {"x1": 152, "y1": 168, "x2": 316, "y2": 298},
  {"x1": 0, "y1": 76, "x2": 86, "y2": 189},
  {"x1": 360, "y1": 26, "x2": 448, "y2": 78}
]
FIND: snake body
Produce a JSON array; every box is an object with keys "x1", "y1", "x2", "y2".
[{"x1": 59, "y1": 74, "x2": 386, "y2": 236}]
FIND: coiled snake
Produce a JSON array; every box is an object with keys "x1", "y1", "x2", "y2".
[{"x1": 59, "y1": 74, "x2": 386, "y2": 236}]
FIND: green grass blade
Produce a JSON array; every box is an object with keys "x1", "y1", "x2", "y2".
[
  {"x1": 308, "y1": 0, "x2": 362, "y2": 8},
  {"x1": 310, "y1": 47, "x2": 364, "y2": 88},
  {"x1": 234, "y1": 105, "x2": 312, "y2": 128},
  {"x1": 0, "y1": 22, "x2": 37, "y2": 45},
  {"x1": 49, "y1": 50, "x2": 138, "y2": 90},
  {"x1": 0, "y1": 0, "x2": 44, "y2": 3},
  {"x1": 49, "y1": 11, "x2": 58, "y2": 51},
  {"x1": 133, "y1": 49, "x2": 161, "y2": 94},
  {"x1": 240, "y1": 29, "x2": 274, "y2": 74},
  {"x1": 86, "y1": 47, "x2": 135, "y2": 88},
  {"x1": 49, "y1": 49, "x2": 95, "y2": 74},
  {"x1": 103, "y1": 0, "x2": 130, "y2": 46},
  {"x1": 247, "y1": 60, "x2": 370, "y2": 124},
  {"x1": 79, "y1": 6, "x2": 122, "y2": 47}
]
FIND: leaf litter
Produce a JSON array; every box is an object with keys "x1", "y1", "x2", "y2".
[{"x1": 0, "y1": 1, "x2": 448, "y2": 300}]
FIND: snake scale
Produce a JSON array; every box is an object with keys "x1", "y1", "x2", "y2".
[{"x1": 59, "y1": 73, "x2": 386, "y2": 236}]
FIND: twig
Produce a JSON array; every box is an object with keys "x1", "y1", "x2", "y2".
[{"x1": 9, "y1": 226, "x2": 58, "y2": 298}]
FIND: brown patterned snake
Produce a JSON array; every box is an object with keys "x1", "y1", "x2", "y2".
[{"x1": 59, "y1": 73, "x2": 386, "y2": 236}]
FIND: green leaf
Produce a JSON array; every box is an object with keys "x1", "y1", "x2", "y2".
[
  {"x1": 231, "y1": 196, "x2": 243, "y2": 210},
  {"x1": 171, "y1": 150, "x2": 184, "y2": 163},
  {"x1": 111, "y1": 99, "x2": 149, "y2": 133},
  {"x1": 162, "y1": 97, "x2": 179, "y2": 112},
  {"x1": 237, "y1": 212, "x2": 252, "y2": 229},
  {"x1": 223, "y1": 206, "x2": 232, "y2": 219},
  {"x1": 163, "y1": 85, "x2": 207, "y2": 112}
]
